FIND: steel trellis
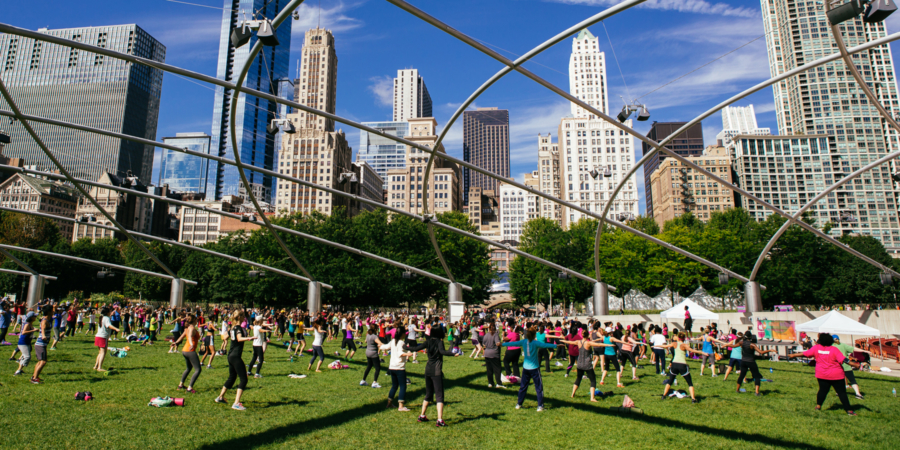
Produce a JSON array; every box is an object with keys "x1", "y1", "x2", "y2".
[
  {"x1": 0, "y1": 205, "x2": 333, "y2": 289},
  {"x1": 0, "y1": 20, "x2": 747, "y2": 286},
  {"x1": 0, "y1": 164, "x2": 452, "y2": 288},
  {"x1": 384, "y1": 0, "x2": 900, "y2": 284}
]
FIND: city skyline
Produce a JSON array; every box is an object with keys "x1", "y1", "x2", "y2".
[{"x1": 6, "y1": 1, "x2": 900, "y2": 216}]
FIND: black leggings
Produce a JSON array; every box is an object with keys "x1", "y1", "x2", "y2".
[
  {"x1": 425, "y1": 374, "x2": 444, "y2": 403},
  {"x1": 603, "y1": 354, "x2": 621, "y2": 372},
  {"x1": 566, "y1": 355, "x2": 577, "y2": 375},
  {"x1": 619, "y1": 350, "x2": 637, "y2": 368},
  {"x1": 248, "y1": 346, "x2": 264, "y2": 374},
  {"x1": 364, "y1": 356, "x2": 381, "y2": 382},
  {"x1": 224, "y1": 355, "x2": 248, "y2": 390},
  {"x1": 737, "y1": 361, "x2": 761, "y2": 386},
  {"x1": 817, "y1": 378, "x2": 852, "y2": 411},
  {"x1": 309, "y1": 345, "x2": 325, "y2": 364},
  {"x1": 574, "y1": 368, "x2": 596, "y2": 389},
  {"x1": 504, "y1": 349, "x2": 521, "y2": 377},
  {"x1": 485, "y1": 357, "x2": 502, "y2": 386},
  {"x1": 0, "y1": 327, "x2": 7, "y2": 343},
  {"x1": 538, "y1": 348, "x2": 551, "y2": 371},
  {"x1": 181, "y1": 351, "x2": 202, "y2": 387},
  {"x1": 554, "y1": 343, "x2": 566, "y2": 359},
  {"x1": 652, "y1": 348, "x2": 667, "y2": 374},
  {"x1": 667, "y1": 362, "x2": 694, "y2": 387}
]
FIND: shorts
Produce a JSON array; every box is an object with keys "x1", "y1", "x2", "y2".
[
  {"x1": 728, "y1": 358, "x2": 741, "y2": 369},
  {"x1": 844, "y1": 370, "x2": 857, "y2": 386},
  {"x1": 17, "y1": 315, "x2": 25, "y2": 325},
  {"x1": 35, "y1": 344, "x2": 47, "y2": 362},
  {"x1": 684, "y1": 319, "x2": 693, "y2": 331},
  {"x1": 342, "y1": 338, "x2": 357, "y2": 352},
  {"x1": 52, "y1": 327, "x2": 61, "y2": 341},
  {"x1": 94, "y1": 337, "x2": 108, "y2": 348},
  {"x1": 471, "y1": 338, "x2": 479, "y2": 346}
]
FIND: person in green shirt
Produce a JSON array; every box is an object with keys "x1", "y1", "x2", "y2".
[{"x1": 833, "y1": 335, "x2": 871, "y2": 400}]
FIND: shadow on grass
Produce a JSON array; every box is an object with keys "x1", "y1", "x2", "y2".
[
  {"x1": 263, "y1": 399, "x2": 308, "y2": 408},
  {"x1": 452, "y1": 412, "x2": 505, "y2": 425}
]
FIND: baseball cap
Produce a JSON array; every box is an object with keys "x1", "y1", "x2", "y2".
[
  {"x1": 832, "y1": 334, "x2": 840, "y2": 341},
  {"x1": 25, "y1": 311, "x2": 36, "y2": 321}
]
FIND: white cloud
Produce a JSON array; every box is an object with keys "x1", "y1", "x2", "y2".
[
  {"x1": 545, "y1": 0, "x2": 759, "y2": 18},
  {"x1": 753, "y1": 102, "x2": 776, "y2": 114},
  {"x1": 291, "y1": 1, "x2": 364, "y2": 36},
  {"x1": 367, "y1": 75, "x2": 394, "y2": 107}
]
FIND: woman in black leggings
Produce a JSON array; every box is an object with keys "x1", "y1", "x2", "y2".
[
  {"x1": 175, "y1": 314, "x2": 202, "y2": 393},
  {"x1": 560, "y1": 329, "x2": 614, "y2": 402},
  {"x1": 361, "y1": 324, "x2": 385, "y2": 388},
  {"x1": 215, "y1": 311, "x2": 254, "y2": 411},
  {"x1": 789, "y1": 333, "x2": 858, "y2": 416},
  {"x1": 482, "y1": 322, "x2": 503, "y2": 388},
  {"x1": 502, "y1": 324, "x2": 523, "y2": 378},
  {"x1": 725, "y1": 331, "x2": 775, "y2": 397},
  {"x1": 407, "y1": 326, "x2": 457, "y2": 427}
]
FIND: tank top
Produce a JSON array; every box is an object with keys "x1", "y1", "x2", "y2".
[
  {"x1": 576, "y1": 341, "x2": 593, "y2": 370},
  {"x1": 741, "y1": 340, "x2": 755, "y2": 363},
  {"x1": 313, "y1": 329, "x2": 325, "y2": 346},
  {"x1": 621, "y1": 336, "x2": 634, "y2": 353},
  {"x1": 408, "y1": 326, "x2": 417, "y2": 340},
  {"x1": 673, "y1": 344, "x2": 687, "y2": 364},
  {"x1": 345, "y1": 326, "x2": 353, "y2": 340},
  {"x1": 18, "y1": 328, "x2": 32, "y2": 346},
  {"x1": 182, "y1": 329, "x2": 200, "y2": 352},
  {"x1": 702, "y1": 337, "x2": 714, "y2": 354},
  {"x1": 603, "y1": 336, "x2": 616, "y2": 356}
]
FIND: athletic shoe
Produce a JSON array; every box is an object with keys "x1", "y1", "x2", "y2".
[
  {"x1": 488, "y1": 384, "x2": 494, "y2": 388},
  {"x1": 847, "y1": 411, "x2": 857, "y2": 416},
  {"x1": 583, "y1": 376, "x2": 588, "y2": 380},
  {"x1": 632, "y1": 377, "x2": 639, "y2": 381},
  {"x1": 30, "y1": 377, "x2": 42, "y2": 384},
  {"x1": 207, "y1": 365, "x2": 212, "y2": 369},
  {"x1": 515, "y1": 404, "x2": 521, "y2": 410},
  {"x1": 536, "y1": 406, "x2": 544, "y2": 412},
  {"x1": 417, "y1": 415, "x2": 429, "y2": 423},
  {"x1": 496, "y1": 385, "x2": 506, "y2": 389},
  {"x1": 691, "y1": 398, "x2": 699, "y2": 404},
  {"x1": 660, "y1": 395, "x2": 667, "y2": 400},
  {"x1": 254, "y1": 374, "x2": 262, "y2": 379},
  {"x1": 755, "y1": 393, "x2": 761, "y2": 397},
  {"x1": 855, "y1": 394, "x2": 865, "y2": 400},
  {"x1": 8, "y1": 357, "x2": 15, "y2": 361},
  {"x1": 371, "y1": 382, "x2": 382, "y2": 389},
  {"x1": 176, "y1": 385, "x2": 185, "y2": 391},
  {"x1": 13, "y1": 370, "x2": 22, "y2": 376},
  {"x1": 435, "y1": 420, "x2": 447, "y2": 427},
  {"x1": 564, "y1": 373, "x2": 568, "y2": 378},
  {"x1": 214, "y1": 397, "x2": 226, "y2": 404},
  {"x1": 232, "y1": 403, "x2": 246, "y2": 411},
  {"x1": 616, "y1": 384, "x2": 625, "y2": 388},
  {"x1": 412, "y1": 360, "x2": 419, "y2": 364},
  {"x1": 360, "y1": 380, "x2": 367, "y2": 386},
  {"x1": 186, "y1": 388, "x2": 198, "y2": 394}
]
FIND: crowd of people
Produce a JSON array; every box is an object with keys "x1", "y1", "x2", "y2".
[{"x1": 0, "y1": 297, "x2": 870, "y2": 422}]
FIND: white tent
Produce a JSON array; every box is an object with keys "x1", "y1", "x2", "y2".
[
  {"x1": 795, "y1": 311, "x2": 880, "y2": 336},
  {"x1": 660, "y1": 299, "x2": 719, "y2": 320}
]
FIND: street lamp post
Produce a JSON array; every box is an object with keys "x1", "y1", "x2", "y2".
[{"x1": 548, "y1": 278, "x2": 553, "y2": 317}]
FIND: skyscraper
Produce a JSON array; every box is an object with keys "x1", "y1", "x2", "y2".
[
  {"x1": 157, "y1": 133, "x2": 211, "y2": 194},
  {"x1": 393, "y1": 69, "x2": 432, "y2": 122},
  {"x1": 763, "y1": 0, "x2": 900, "y2": 251},
  {"x1": 357, "y1": 121, "x2": 410, "y2": 189},
  {"x1": 463, "y1": 107, "x2": 510, "y2": 203},
  {"x1": 716, "y1": 105, "x2": 771, "y2": 146},
  {"x1": 536, "y1": 133, "x2": 562, "y2": 226},
  {"x1": 641, "y1": 122, "x2": 704, "y2": 217},
  {"x1": 0, "y1": 25, "x2": 165, "y2": 183},
  {"x1": 569, "y1": 29, "x2": 609, "y2": 118},
  {"x1": 275, "y1": 28, "x2": 352, "y2": 217},
  {"x1": 208, "y1": 0, "x2": 292, "y2": 203}
]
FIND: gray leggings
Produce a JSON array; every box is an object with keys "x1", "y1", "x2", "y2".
[{"x1": 181, "y1": 351, "x2": 202, "y2": 387}]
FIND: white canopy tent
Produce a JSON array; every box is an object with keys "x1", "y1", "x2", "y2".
[
  {"x1": 795, "y1": 311, "x2": 880, "y2": 336},
  {"x1": 660, "y1": 299, "x2": 720, "y2": 320}
]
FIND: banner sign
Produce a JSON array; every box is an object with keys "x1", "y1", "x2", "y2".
[{"x1": 757, "y1": 319, "x2": 797, "y2": 341}]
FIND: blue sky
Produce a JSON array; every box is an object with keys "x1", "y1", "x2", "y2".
[{"x1": 6, "y1": 0, "x2": 900, "y2": 214}]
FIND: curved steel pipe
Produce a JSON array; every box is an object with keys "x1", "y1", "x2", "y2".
[
  {"x1": 0, "y1": 78, "x2": 178, "y2": 278},
  {"x1": 0, "y1": 268, "x2": 57, "y2": 280},
  {"x1": 0, "y1": 110, "x2": 585, "y2": 289},
  {"x1": 0, "y1": 205, "x2": 332, "y2": 289},
  {"x1": 0, "y1": 164, "x2": 459, "y2": 289},
  {"x1": 0, "y1": 248, "x2": 38, "y2": 275},
  {"x1": 0, "y1": 243, "x2": 197, "y2": 285},
  {"x1": 227, "y1": 0, "x2": 312, "y2": 280},
  {"x1": 750, "y1": 148, "x2": 900, "y2": 281}
]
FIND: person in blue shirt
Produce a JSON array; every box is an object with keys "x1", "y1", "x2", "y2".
[
  {"x1": 0, "y1": 302, "x2": 11, "y2": 345},
  {"x1": 50, "y1": 309, "x2": 65, "y2": 350},
  {"x1": 502, "y1": 326, "x2": 558, "y2": 412}
]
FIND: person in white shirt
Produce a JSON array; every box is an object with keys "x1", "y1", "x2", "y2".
[
  {"x1": 93, "y1": 307, "x2": 119, "y2": 372},
  {"x1": 649, "y1": 326, "x2": 669, "y2": 376},
  {"x1": 247, "y1": 318, "x2": 273, "y2": 379},
  {"x1": 380, "y1": 325, "x2": 415, "y2": 411}
]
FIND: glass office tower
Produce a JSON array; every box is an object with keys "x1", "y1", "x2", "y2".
[
  {"x1": 158, "y1": 133, "x2": 211, "y2": 194},
  {"x1": 357, "y1": 121, "x2": 410, "y2": 189},
  {"x1": 208, "y1": 0, "x2": 292, "y2": 203},
  {"x1": 0, "y1": 25, "x2": 165, "y2": 183}
]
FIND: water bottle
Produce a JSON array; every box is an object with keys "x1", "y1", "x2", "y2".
[
  {"x1": 290, "y1": 356, "x2": 293, "y2": 363},
  {"x1": 893, "y1": 388, "x2": 896, "y2": 397},
  {"x1": 770, "y1": 368, "x2": 773, "y2": 373}
]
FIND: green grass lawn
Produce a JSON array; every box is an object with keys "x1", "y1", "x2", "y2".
[{"x1": 1, "y1": 332, "x2": 899, "y2": 449}]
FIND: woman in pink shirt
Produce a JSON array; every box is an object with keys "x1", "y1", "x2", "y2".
[
  {"x1": 789, "y1": 333, "x2": 858, "y2": 416},
  {"x1": 502, "y1": 322, "x2": 522, "y2": 378}
]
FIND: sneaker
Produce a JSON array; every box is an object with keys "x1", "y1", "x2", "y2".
[
  {"x1": 176, "y1": 385, "x2": 185, "y2": 391},
  {"x1": 13, "y1": 370, "x2": 22, "y2": 376},
  {"x1": 536, "y1": 406, "x2": 544, "y2": 412},
  {"x1": 660, "y1": 395, "x2": 667, "y2": 400},
  {"x1": 497, "y1": 385, "x2": 506, "y2": 389},
  {"x1": 186, "y1": 388, "x2": 198, "y2": 394},
  {"x1": 632, "y1": 377, "x2": 639, "y2": 381},
  {"x1": 691, "y1": 398, "x2": 699, "y2": 404},
  {"x1": 360, "y1": 380, "x2": 367, "y2": 386},
  {"x1": 488, "y1": 384, "x2": 494, "y2": 388},
  {"x1": 515, "y1": 404, "x2": 521, "y2": 410},
  {"x1": 8, "y1": 357, "x2": 15, "y2": 361},
  {"x1": 616, "y1": 384, "x2": 625, "y2": 388},
  {"x1": 417, "y1": 415, "x2": 429, "y2": 423},
  {"x1": 412, "y1": 360, "x2": 419, "y2": 364},
  {"x1": 435, "y1": 420, "x2": 447, "y2": 427},
  {"x1": 847, "y1": 410, "x2": 857, "y2": 416},
  {"x1": 855, "y1": 394, "x2": 865, "y2": 400},
  {"x1": 30, "y1": 377, "x2": 42, "y2": 384},
  {"x1": 564, "y1": 373, "x2": 568, "y2": 378},
  {"x1": 371, "y1": 382, "x2": 382, "y2": 389},
  {"x1": 232, "y1": 403, "x2": 246, "y2": 411},
  {"x1": 214, "y1": 397, "x2": 226, "y2": 404},
  {"x1": 207, "y1": 365, "x2": 212, "y2": 369},
  {"x1": 755, "y1": 393, "x2": 761, "y2": 397},
  {"x1": 254, "y1": 374, "x2": 262, "y2": 379}
]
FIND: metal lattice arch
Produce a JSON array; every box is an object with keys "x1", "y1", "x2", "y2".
[{"x1": 0, "y1": 0, "x2": 898, "y2": 313}]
